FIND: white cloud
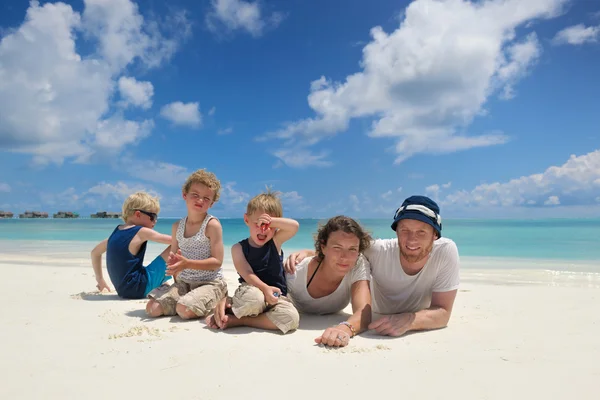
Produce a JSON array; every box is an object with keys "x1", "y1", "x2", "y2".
[
  {"x1": 220, "y1": 182, "x2": 250, "y2": 206},
  {"x1": 272, "y1": 148, "x2": 333, "y2": 168},
  {"x1": 14, "y1": 181, "x2": 163, "y2": 213},
  {"x1": 41, "y1": 187, "x2": 81, "y2": 208},
  {"x1": 209, "y1": 107, "x2": 216, "y2": 116},
  {"x1": 553, "y1": 23, "x2": 600, "y2": 45},
  {"x1": 0, "y1": 183, "x2": 10, "y2": 193},
  {"x1": 120, "y1": 159, "x2": 191, "y2": 187},
  {"x1": 261, "y1": 0, "x2": 566, "y2": 166},
  {"x1": 217, "y1": 127, "x2": 233, "y2": 135},
  {"x1": 118, "y1": 76, "x2": 154, "y2": 109},
  {"x1": 206, "y1": 0, "x2": 283, "y2": 38},
  {"x1": 86, "y1": 181, "x2": 161, "y2": 200},
  {"x1": 160, "y1": 101, "x2": 202, "y2": 127},
  {"x1": 426, "y1": 184, "x2": 441, "y2": 197},
  {"x1": 544, "y1": 195, "x2": 560, "y2": 206},
  {"x1": 425, "y1": 181, "x2": 451, "y2": 200},
  {"x1": 349, "y1": 194, "x2": 360, "y2": 212},
  {"x1": 443, "y1": 149, "x2": 600, "y2": 208},
  {"x1": 280, "y1": 191, "x2": 304, "y2": 206},
  {"x1": 91, "y1": 117, "x2": 154, "y2": 153},
  {"x1": 382, "y1": 190, "x2": 393, "y2": 201},
  {"x1": 0, "y1": 0, "x2": 190, "y2": 164},
  {"x1": 82, "y1": 0, "x2": 189, "y2": 71}
]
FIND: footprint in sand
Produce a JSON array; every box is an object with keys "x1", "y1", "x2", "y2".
[
  {"x1": 70, "y1": 291, "x2": 111, "y2": 300},
  {"x1": 109, "y1": 325, "x2": 162, "y2": 341},
  {"x1": 99, "y1": 309, "x2": 123, "y2": 324},
  {"x1": 321, "y1": 344, "x2": 392, "y2": 354}
]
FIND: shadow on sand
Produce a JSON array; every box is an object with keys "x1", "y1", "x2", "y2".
[
  {"x1": 297, "y1": 311, "x2": 352, "y2": 331},
  {"x1": 70, "y1": 291, "x2": 123, "y2": 301}
]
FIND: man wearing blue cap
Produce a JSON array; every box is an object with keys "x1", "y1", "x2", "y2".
[
  {"x1": 364, "y1": 195, "x2": 459, "y2": 337},
  {"x1": 284, "y1": 195, "x2": 460, "y2": 338}
]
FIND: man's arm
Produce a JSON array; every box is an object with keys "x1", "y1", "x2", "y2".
[
  {"x1": 91, "y1": 239, "x2": 111, "y2": 291},
  {"x1": 369, "y1": 289, "x2": 457, "y2": 337},
  {"x1": 271, "y1": 217, "x2": 300, "y2": 249},
  {"x1": 409, "y1": 289, "x2": 457, "y2": 331},
  {"x1": 137, "y1": 227, "x2": 172, "y2": 245},
  {"x1": 409, "y1": 240, "x2": 460, "y2": 331}
]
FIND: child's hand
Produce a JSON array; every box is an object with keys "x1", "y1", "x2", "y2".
[
  {"x1": 96, "y1": 279, "x2": 112, "y2": 293},
  {"x1": 166, "y1": 249, "x2": 188, "y2": 278},
  {"x1": 206, "y1": 296, "x2": 233, "y2": 329},
  {"x1": 167, "y1": 249, "x2": 182, "y2": 265},
  {"x1": 257, "y1": 214, "x2": 272, "y2": 232},
  {"x1": 262, "y1": 286, "x2": 281, "y2": 305}
]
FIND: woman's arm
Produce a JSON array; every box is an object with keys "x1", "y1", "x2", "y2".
[
  {"x1": 344, "y1": 279, "x2": 372, "y2": 335},
  {"x1": 314, "y1": 283, "x2": 372, "y2": 347}
]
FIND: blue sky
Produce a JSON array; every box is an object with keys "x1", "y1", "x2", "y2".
[{"x1": 0, "y1": 0, "x2": 599, "y2": 219}]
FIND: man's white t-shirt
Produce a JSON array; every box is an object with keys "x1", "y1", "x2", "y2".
[
  {"x1": 286, "y1": 254, "x2": 371, "y2": 315},
  {"x1": 364, "y1": 237, "x2": 460, "y2": 315}
]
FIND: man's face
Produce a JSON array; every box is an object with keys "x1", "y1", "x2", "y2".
[{"x1": 395, "y1": 219, "x2": 436, "y2": 264}]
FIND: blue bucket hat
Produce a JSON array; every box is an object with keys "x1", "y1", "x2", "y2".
[{"x1": 391, "y1": 195, "x2": 442, "y2": 237}]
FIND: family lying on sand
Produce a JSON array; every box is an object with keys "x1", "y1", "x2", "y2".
[{"x1": 91, "y1": 169, "x2": 460, "y2": 347}]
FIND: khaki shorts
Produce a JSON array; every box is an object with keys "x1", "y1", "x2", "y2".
[
  {"x1": 148, "y1": 278, "x2": 227, "y2": 317},
  {"x1": 231, "y1": 283, "x2": 299, "y2": 334}
]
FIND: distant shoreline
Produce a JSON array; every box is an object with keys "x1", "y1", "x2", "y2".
[{"x1": 1, "y1": 216, "x2": 600, "y2": 221}]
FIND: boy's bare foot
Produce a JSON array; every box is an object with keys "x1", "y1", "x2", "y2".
[
  {"x1": 205, "y1": 313, "x2": 245, "y2": 330},
  {"x1": 205, "y1": 314, "x2": 222, "y2": 329}
]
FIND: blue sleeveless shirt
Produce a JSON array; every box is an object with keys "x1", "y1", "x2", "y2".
[
  {"x1": 106, "y1": 225, "x2": 148, "y2": 299},
  {"x1": 238, "y1": 239, "x2": 287, "y2": 296}
]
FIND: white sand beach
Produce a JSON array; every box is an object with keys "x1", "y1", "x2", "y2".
[{"x1": 1, "y1": 241, "x2": 599, "y2": 400}]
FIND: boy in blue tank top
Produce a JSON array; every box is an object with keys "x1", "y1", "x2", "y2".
[
  {"x1": 90, "y1": 192, "x2": 172, "y2": 299},
  {"x1": 206, "y1": 188, "x2": 300, "y2": 334}
]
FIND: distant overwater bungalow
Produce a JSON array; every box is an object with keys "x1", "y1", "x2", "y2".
[
  {"x1": 90, "y1": 211, "x2": 122, "y2": 219},
  {"x1": 19, "y1": 211, "x2": 49, "y2": 218},
  {"x1": 0, "y1": 211, "x2": 14, "y2": 219},
  {"x1": 53, "y1": 211, "x2": 79, "y2": 218}
]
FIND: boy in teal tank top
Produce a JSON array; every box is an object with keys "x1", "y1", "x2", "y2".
[{"x1": 90, "y1": 192, "x2": 173, "y2": 299}]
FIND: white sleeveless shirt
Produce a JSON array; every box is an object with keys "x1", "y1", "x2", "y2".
[{"x1": 176, "y1": 215, "x2": 223, "y2": 282}]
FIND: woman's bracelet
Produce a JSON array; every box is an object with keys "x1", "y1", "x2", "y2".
[{"x1": 337, "y1": 321, "x2": 356, "y2": 338}]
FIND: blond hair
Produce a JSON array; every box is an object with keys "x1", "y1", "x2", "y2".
[
  {"x1": 122, "y1": 192, "x2": 160, "y2": 222},
  {"x1": 182, "y1": 169, "x2": 221, "y2": 202},
  {"x1": 246, "y1": 187, "x2": 283, "y2": 217}
]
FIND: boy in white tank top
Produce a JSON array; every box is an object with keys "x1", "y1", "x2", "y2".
[{"x1": 145, "y1": 169, "x2": 228, "y2": 320}]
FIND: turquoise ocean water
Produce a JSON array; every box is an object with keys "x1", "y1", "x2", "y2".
[{"x1": 0, "y1": 217, "x2": 599, "y2": 261}]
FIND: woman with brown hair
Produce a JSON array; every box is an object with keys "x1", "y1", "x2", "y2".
[
  {"x1": 284, "y1": 215, "x2": 373, "y2": 347},
  {"x1": 208, "y1": 215, "x2": 373, "y2": 348}
]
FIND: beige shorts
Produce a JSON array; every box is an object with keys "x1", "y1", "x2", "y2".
[
  {"x1": 148, "y1": 278, "x2": 227, "y2": 317},
  {"x1": 231, "y1": 283, "x2": 299, "y2": 334}
]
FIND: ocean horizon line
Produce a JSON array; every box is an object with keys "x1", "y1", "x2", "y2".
[{"x1": 2, "y1": 216, "x2": 600, "y2": 222}]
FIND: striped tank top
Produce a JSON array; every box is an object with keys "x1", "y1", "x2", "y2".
[{"x1": 176, "y1": 214, "x2": 223, "y2": 282}]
